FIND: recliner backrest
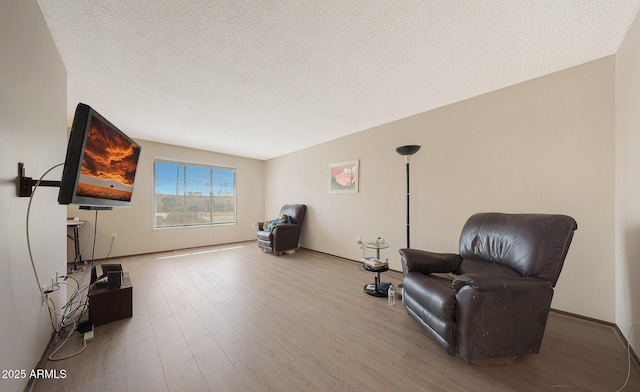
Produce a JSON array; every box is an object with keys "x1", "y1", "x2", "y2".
[
  {"x1": 279, "y1": 204, "x2": 307, "y2": 225},
  {"x1": 459, "y1": 213, "x2": 577, "y2": 286}
]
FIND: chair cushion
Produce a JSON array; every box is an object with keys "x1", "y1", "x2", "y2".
[
  {"x1": 256, "y1": 230, "x2": 273, "y2": 241},
  {"x1": 403, "y1": 272, "x2": 456, "y2": 323},
  {"x1": 459, "y1": 258, "x2": 522, "y2": 277}
]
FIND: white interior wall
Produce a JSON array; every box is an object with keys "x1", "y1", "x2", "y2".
[
  {"x1": 66, "y1": 139, "x2": 265, "y2": 260},
  {"x1": 266, "y1": 57, "x2": 616, "y2": 323},
  {"x1": 615, "y1": 11, "x2": 640, "y2": 351},
  {"x1": 0, "y1": 1, "x2": 67, "y2": 390}
]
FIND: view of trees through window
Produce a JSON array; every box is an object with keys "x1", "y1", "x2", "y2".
[{"x1": 154, "y1": 160, "x2": 236, "y2": 228}]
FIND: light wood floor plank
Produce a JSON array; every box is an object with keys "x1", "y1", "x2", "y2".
[
  {"x1": 163, "y1": 288, "x2": 210, "y2": 343},
  {"x1": 125, "y1": 315, "x2": 168, "y2": 392},
  {"x1": 234, "y1": 353, "x2": 294, "y2": 392},
  {"x1": 88, "y1": 321, "x2": 126, "y2": 381},
  {"x1": 87, "y1": 366, "x2": 127, "y2": 392},
  {"x1": 32, "y1": 334, "x2": 92, "y2": 392},
  {"x1": 151, "y1": 317, "x2": 209, "y2": 392},
  {"x1": 188, "y1": 333, "x2": 250, "y2": 392}
]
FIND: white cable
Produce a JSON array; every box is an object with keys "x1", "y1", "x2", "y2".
[
  {"x1": 25, "y1": 163, "x2": 92, "y2": 349},
  {"x1": 45, "y1": 297, "x2": 62, "y2": 335},
  {"x1": 47, "y1": 318, "x2": 87, "y2": 361},
  {"x1": 106, "y1": 237, "x2": 115, "y2": 258},
  {"x1": 548, "y1": 321, "x2": 640, "y2": 392},
  {"x1": 42, "y1": 282, "x2": 81, "y2": 317},
  {"x1": 48, "y1": 337, "x2": 86, "y2": 361},
  {"x1": 615, "y1": 322, "x2": 640, "y2": 392},
  {"x1": 26, "y1": 163, "x2": 64, "y2": 311}
]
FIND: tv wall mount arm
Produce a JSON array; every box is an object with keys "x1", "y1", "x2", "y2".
[{"x1": 17, "y1": 162, "x2": 61, "y2": 197}]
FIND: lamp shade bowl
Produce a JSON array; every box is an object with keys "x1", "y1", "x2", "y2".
[{"x1": 396, "y1": 145, "x2": 421, "y2": 156}]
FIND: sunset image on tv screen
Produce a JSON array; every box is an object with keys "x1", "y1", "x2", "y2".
[{"x1": 77, "y1": 116, "x2": 141, "y2": 202}]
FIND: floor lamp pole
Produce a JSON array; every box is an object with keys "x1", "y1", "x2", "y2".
[
  {"x1": 405, "y1": 160, "x2": 411, "y2": 249},
  {"x1": 396, "y1": 145, "x2": 421, "y2": 250}
]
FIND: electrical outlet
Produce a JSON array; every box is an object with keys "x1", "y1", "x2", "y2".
[
  {"x1": 111, "y1": 233, "x2": 117, "y2": 240},
  {"x1": 356, "y1": 235, "x2": 362, "y2": 244}
]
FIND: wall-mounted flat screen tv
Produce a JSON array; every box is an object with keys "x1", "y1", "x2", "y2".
[{"x1": 58, "y1": 103, "x2": 141, "y2": 207}]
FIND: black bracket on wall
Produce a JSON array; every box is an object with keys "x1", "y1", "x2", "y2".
[{"x1": 17, "y1": 162, "x2": 61, "y2": 197}]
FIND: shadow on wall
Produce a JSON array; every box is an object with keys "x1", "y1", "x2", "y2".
[{"x1": 299, "y1": 205, "x2": 313, "y2": 247}]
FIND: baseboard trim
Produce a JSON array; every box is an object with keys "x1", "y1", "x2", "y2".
[
  {"x1": 24, "y1": 332, "x2": 56, "y2": 392},
  {"x1": 300, "y1": 246, "x2": 404, "y2": 272},
  {"x1": 85, "y1": 238, "x2": 259, "y2": 263},
  {"x1": 550, "y1": 308, "x2": 616, "y2": 327}
]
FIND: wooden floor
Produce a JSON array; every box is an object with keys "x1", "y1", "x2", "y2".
[{"x1": 33, "y1": 241, "x2": 639, "y2": 392}]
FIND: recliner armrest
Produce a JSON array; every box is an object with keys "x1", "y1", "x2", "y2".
[
  {"x1": 256, "y1": 222, "x2": 265, "y2": 231},
  {"x1": 399, "y1": 248, "x2": 462, "y2": 275},
  {"x1": 452, "y1": 274, "x2": 552, "y2": 293}
]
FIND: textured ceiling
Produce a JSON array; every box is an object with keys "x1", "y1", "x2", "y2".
[{"x1": 38, "y1": 1, "x2": 640, "y2": 160}]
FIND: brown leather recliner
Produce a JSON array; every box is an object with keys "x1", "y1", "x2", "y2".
[
  {"x1": 256, "y1": 204, "x2": 307, "y2": 254},
  {"x1": 400, "y1": 212, "x2": 577, "y2": 361}
]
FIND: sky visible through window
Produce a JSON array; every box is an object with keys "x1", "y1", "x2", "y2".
[{"x1": 154, "y1": 161, "x2": 235, "y2": 196}]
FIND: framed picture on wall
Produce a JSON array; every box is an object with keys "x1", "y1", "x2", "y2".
[{"x1": 329, "y1": 160, "x2": 359, "y2": 193}]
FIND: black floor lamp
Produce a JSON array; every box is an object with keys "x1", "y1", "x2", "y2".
[{"x1": 396, "y1": 145, "x2": 421, "y2": 249}]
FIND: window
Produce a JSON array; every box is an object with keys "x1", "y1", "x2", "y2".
[{"x1": 154, "y1": 160, "x2": 236, "y2": 228}]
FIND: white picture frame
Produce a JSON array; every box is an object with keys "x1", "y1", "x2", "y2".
[{"x1": 329, "y1": 160, "x2": 359, "y2": 193}]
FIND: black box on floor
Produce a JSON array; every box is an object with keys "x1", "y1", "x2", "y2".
[{"x1": 77, "y1": 320, "x2": 93, "y2": 333}]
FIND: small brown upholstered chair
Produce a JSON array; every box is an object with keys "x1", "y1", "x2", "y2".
[
  {"x1": 400, "y1": 212, "x2": 577, "y2": 361},
  {"x1": 256, "y1": 204, "x2": 307, "y2": 255}
]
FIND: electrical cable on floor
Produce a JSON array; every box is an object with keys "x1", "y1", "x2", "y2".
[
  {"x1": 47, "y1": 318, "x2": 87, "y2": 361},
  {"x1": 49, "y1": 340, "x2": 87, "y2": 361},
  {"x1": 614, "y1": 322, "x2": 640, "y2": 392},
  {"x1": 43, "y1": 273, "x2": 92, "y2": 360},
  {"x1": 26, "y1": 163, "x2": 96, "y2": 361},
  {"x1": 547, "y1": 321, "x2": 640, "y2": 392},
  {"x1": 26, "y1": 163, "x2": 64, "y2": 308}
]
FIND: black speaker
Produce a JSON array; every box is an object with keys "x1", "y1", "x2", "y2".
[
  {"x1": 107, "y1": 271, "x2": 122, "y2": 288},
  {"x1": 90, "y1": 265, "x2": 98, "y2": 285}
]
